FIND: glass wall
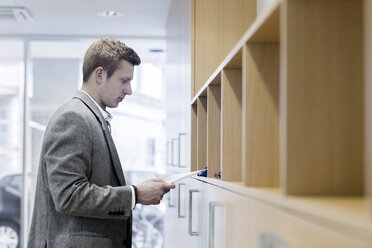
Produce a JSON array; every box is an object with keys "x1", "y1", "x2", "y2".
[
  {"x1": 0, "y1": 40, "x2": 24, "y2": 173},
  {"x1": 0, "y1": 38, "x2": 167, "y2": 248},
  {"x1": 0, "y1": 40, "x2": 24, "y2": 248}
]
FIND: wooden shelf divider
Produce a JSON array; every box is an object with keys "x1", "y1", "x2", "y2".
[
  {"x1": 365, "y1": 0, "x2": 372, "y2": 215},
  {"x1": 207, "y1": 81, "x2": 221, "y2": 179},
  {"x1": 280, "y1": 0, "x2": 364, "y2": 195},
  {"x1": 221, "y1": 69, "x2": 242, "y2": 182},
  {"x1": 197, "y1": 97, "x2": 208, "y2": 170},
  {"x1": 191, "y1": 104, "x2": 198, "y2": 172},
  {"x1": 242, "y1": 42, "x2": 279, "y2": 187}
]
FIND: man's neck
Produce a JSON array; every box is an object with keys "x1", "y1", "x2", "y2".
[{"x1": 80, "y1": 83, "x2": 105, "y2": 110}]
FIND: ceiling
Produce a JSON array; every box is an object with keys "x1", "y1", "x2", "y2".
[{"x1": 0, "y1": 0, "x2": 172, "y2": 37}]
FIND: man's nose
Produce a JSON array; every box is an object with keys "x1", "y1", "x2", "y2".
[{"x1": 124, "y1": 84, "x2": 132, "y2": 95}]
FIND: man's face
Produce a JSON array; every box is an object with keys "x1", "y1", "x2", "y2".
[{"x1": 99, "y1": 59, "x2": 134, "y2": 109}]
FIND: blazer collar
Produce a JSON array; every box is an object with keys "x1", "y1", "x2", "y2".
[{"x1": 73, "y1": 90, "x2": 106, "y2": 125}]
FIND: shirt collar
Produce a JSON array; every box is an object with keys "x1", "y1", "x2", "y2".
[{"x1": 79, "y1": 90, "x2": 113, "y2": 123}]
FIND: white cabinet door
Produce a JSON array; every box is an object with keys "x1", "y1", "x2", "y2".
[
  {"x1": 200, "y1": 181, "x2": 250, "y2": 248},
  {"x1": 199, "y1": 180, "x2": 371, "y2": 248},
  {"x1": 164, "y1": 178, "x2": 205, "y2": 248},
  {"x1": 163, "y1": 185, "x2": 179, "y2": 247}
]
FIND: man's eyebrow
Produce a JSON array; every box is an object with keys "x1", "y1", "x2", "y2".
[{"x1": 121, "y1": 77, "x2": 132, "y2": 81}]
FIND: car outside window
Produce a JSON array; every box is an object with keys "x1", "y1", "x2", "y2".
[{"x1": 9, "y1": 175, "x2": 22, "y2": 191}]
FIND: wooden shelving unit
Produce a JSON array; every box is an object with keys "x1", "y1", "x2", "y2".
[
  {"x1": 191, "y1": 0, "x2": 282, "y2": 186},
  {"x1": 190, "y1": 0, "x2": 372, "y2": 246}
]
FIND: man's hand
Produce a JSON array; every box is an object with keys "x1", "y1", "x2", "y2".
[{"x1": 136, "y1": 179, "x2": 175, "y2": 205}]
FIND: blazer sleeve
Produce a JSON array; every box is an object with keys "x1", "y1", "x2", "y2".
[{"x1": 43, "y1": 110, "x2": 132, "y2": 219}]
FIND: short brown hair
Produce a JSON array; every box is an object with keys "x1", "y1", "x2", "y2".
[{"x1": 82, "y1": 38, "x2": 141, "y2": 82}]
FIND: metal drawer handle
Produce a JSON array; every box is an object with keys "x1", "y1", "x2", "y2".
[
  {"x1": 188, "y1": 189, "x2": 200, "y2": 236},
  {"x1": 167, "y1": 188, "x2": 175, "y2": 208},
  {"x1": 166, "y1": 141, "x2": 171, "y2": 166},
  {"x1": 259, "y1": 233, "x2": 289, "y2": 248},
  {"x1": 178, "y1": 133, "x2": 187, "y2": 168},
  {"x1": 178, "y1": 183, "x2": 186, "y2": 218},
  {"x1": 209, "y1": 202, "x2": 224, "y2": 248},
  {"x1": 171, "y1": 138, "x2": 178, "y2": 167}
]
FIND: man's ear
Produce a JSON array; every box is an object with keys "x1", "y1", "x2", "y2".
[{"x1": 94, "y1": 67, "x2": 105, "y2": 84}]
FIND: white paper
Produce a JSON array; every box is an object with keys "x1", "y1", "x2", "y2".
[{"x1": 153, "y1": 170, "x2": 203, "y2": 184}]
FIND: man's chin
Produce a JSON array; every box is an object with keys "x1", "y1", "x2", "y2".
[{"x1": 106, "y1": 103, "x2": 119, "y2": 109}]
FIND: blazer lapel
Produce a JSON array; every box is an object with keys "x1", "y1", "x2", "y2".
[
  {"x1": 102, "y1": 125, "x2": 127, "y2": 186},
  {"x1": 73, "y1": 91, "x2": 126, "y2": 186}
]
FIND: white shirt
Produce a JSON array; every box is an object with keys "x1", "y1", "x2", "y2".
[{"x1": 79, "y1": 90, "x2": 136, "y2": 210}]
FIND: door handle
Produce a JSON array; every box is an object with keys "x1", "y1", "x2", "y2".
[
  {"x1": 209, "y1": 201, "x2": 225, "y2": 248},
  {"x1": 171, "y1": 138, "x2": 178, "y2": 167},
  {"x1": 188, "y1": 189, "x2": 200, "y2": 236},
  {"x1": 178, "y1": 183, "x2": 186, "y2": 218},
  {"x1": 167, "y1": 188, "x2": 175, "y2": 208},
  {"x1": 178, "y1": 133, "x2": 187, "y2": 168},
  {"x1": 166, "y1": 141, "x2": 171, "y2": 166},
  {"x1": 259, "y1": 233, "x2": 289, "y2": 248}
]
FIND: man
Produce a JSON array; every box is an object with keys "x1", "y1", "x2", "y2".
[{"x1": 27, "y1": 38, "x2": 175, "y2": 248}]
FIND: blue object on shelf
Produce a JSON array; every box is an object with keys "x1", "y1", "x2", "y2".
[{"x1": 197, "y1": 166, "x2": 207, "y2": 177}]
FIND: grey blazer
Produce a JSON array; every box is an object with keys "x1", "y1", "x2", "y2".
[{"x1": 27, "y1": 91, "x2": 133, "y2": 248}]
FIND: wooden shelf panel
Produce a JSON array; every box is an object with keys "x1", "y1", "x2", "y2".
[
  {"x1": 221, "y1": 69, "x2": 242, "y2": 182},
  {"x1": 197, "y1": 97, "x2": 207, "y2": 170},
  {"x1": 192, "y1": 0, "x2": 256, "y2": 97},
  {"x1": 365, "y1": 0, "x2": 372, "y2": 215},
  {"x1": 207, "y1": 84, "x2": 221, "y2": 179},
  {"x1": 281, "y1": 0, "x2": 364, "y2": 195},
  {"x1": 191, "y1": 104, "x2": 197, "y2": 172},
  {"x1": 242, "y1": 42, "x2": 279, "y2": 187},
  {"x1": 191, "y1": 0, "x2": 281, "y2": 104}
]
